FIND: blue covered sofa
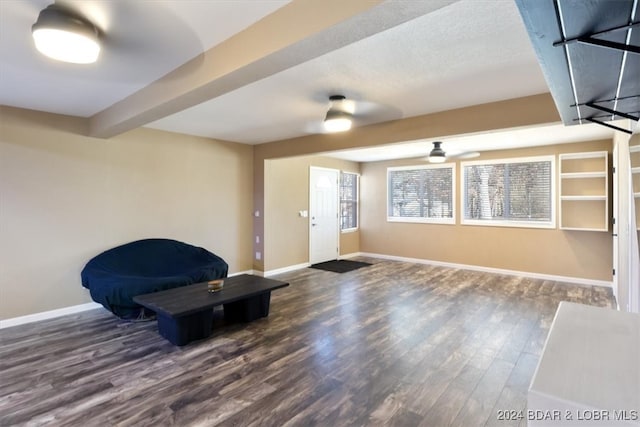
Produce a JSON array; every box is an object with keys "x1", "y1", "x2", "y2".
[{"x1": 81, "y1": 238, "x2": 228, "y2": 319}]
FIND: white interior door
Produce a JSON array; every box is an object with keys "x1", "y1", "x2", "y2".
[{"x1": 309, "y1": 167, "x2": 339, "y2": 264}]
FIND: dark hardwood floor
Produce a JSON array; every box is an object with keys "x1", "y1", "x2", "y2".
[{"x1": 0, "y1": 258, "x2": 615, "y2": 426}]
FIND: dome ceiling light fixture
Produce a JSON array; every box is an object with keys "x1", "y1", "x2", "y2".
[
  {"x1": 428, "y1": 141, "x2": 447, "y2": 163},
  {"x1": 32, "y1": 4, "x2": 101, "y2": 64},
  {"x1": 324, "y1": 95, "x2": 353, "y2": 133}
]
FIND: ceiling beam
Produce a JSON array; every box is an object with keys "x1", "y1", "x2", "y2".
[
  {"x1": 255, "y1": 93, "x2": 561, "y2": 160},
  {"x1": 89, "y1": 0, "x2": 460, "y2": 138}
]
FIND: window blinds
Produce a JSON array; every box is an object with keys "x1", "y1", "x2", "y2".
[{"x1": 463, "y1": 160, "x2": 552, "y2": 222}]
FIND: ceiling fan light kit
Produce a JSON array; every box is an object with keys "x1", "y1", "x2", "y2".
[
  {"x1": 324, "y1": 95, "x2": 353, "y2": 133},
  {"x1": 428, "y1": 141, "x2": 479, "y2": 163},
  {"x1": 32, "y1": 4, "x2": 100, "y2": 64},
  {"x1": 428, "y1": 141, "x2": 447, "y2": 163}
]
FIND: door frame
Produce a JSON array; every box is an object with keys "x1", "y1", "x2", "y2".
[
  {"x1": 309, "y1": 166, "x2": 340, "y2": 264},
  {"x1": 613, "y1": 129, "x2": 635, "y2": 312},
  {"x1": 613, "y1": 140, "x2": 620, "y2": 307}
]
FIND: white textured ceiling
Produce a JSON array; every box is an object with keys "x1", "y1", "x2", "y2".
[
  {"x1": 147, "y1": 0, "x2": 550, "y2": 143},
  {"x1": 0, "y1": 0, "x2": 615, "y2": 158},
  {"x1": 0, "y1": 0, "x2": 290, "y2": 116}
]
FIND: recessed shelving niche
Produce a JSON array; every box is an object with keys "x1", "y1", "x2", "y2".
[{"x1": 559, "y1": 151, "x2": 608, "y2": 231}]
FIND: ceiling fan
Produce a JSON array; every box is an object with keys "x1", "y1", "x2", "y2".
[
  {"x1": 308, "y1": 93, "x2": 403, "y2": 135},
  {"x1": 427, "y1": 141, "x2": 479, "y2": 163}
]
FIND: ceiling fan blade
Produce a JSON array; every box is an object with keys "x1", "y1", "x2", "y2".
[
  {"x1": 428, "y1": 141, "x2": 480, "y2": 162},
  {"x1": 448, "y1": 151, "x2": 480, "y2": 159}
]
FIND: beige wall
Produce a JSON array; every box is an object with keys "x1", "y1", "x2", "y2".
[
  {"x1": 264, "y1": 155, "x2": 360, "y2": 272},
  {"x1": 0, "y1": 106, "x2": 254, "y2": 319},
  {"x1": 1, "y1": 92, "x2": 613, "y2": 318},
  {"x1": 361, "y1": 140, "x2": 613, "y2": 282},
  {"x1": 253, "y1": 94, "x2": 560, "y2": 271}
]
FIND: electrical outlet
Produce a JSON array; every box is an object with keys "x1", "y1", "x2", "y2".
[
  {"x1": 256, "y1": 236, "x2": 260, "y2": 244},
  {"x1": 255, "y1": 251, "x2": 261, "y2": 260}
]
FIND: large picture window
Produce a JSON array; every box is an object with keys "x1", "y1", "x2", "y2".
[
  {"x1": 387, "y1": 164, "x2": 455, "y2": 224},
  {"x1": 340, "y1": 172, "x2": 358, "y2": 231},
  {"x1": 461, "y1": 156, "x2": 555, "y2": 228}
]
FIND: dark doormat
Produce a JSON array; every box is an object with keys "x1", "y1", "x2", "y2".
[{"x1": 310, "y1": 259, "x2": 372, "y2": 273}]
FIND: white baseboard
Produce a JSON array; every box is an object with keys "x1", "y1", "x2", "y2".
[
  {"x1": 339, "y1": 252, "x2": 364, "y2": 259},
  {"x1": 228, "y1": 270, "x2": 255, "y2": 277},
  {"x1": 359, "y1": 252, "x2": 613, "y2": 289},
  {"x1": 0, "y1": 302, "x2": 103, "y2": 329},
  {"x1": 2, "y1": 256, "x2": 611, "y2": 329},
  {"x1": 261, "y1": 255, "x2": 369, "y2": 276},
  {"x1": 262, "y1": 262, "x2": 310, "y2": 277},
  {"x1": 1, "y1": 271, "x2": 255, "y2": 329},
  {"x1": 256, "y1": 255, "x2": 367, "y2": 276}
]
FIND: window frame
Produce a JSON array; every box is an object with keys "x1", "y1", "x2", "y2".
[
  {"x1": 387, "y1": 163, "x2": 456, "y2": 225},
  {"x1": 340, "y1": 171, "x2": 359, "y2": 233},
  {"x1": 460, "y1": 155, "x2": 556, "y2": 229}
]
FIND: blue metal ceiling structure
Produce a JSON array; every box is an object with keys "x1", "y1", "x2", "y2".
[{"x1": 515, "y1": 0, "x2": 639, "y2": 134}]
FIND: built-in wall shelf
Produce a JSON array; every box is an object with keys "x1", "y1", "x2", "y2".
[
  {"x1": 560, "y1": 195, "x2": 607, "y2": 201},
  {"x1": 560, "y1": 171, "x2": 607, "y2": 179},
  {"x1": 560, "y1": 227, "x2": 609, "y2": 232},
  {"x1": 559, "y1": 151, "x2": 608, "y2": 231}
]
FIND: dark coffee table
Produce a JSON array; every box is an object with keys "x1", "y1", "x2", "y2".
[{"x1": 133, "y1": 274, "x2": 289, "y2": 345}]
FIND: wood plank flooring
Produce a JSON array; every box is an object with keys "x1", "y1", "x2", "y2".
[{"x1": 0, "y1": 259, "x2": 615, "y2": 426}]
